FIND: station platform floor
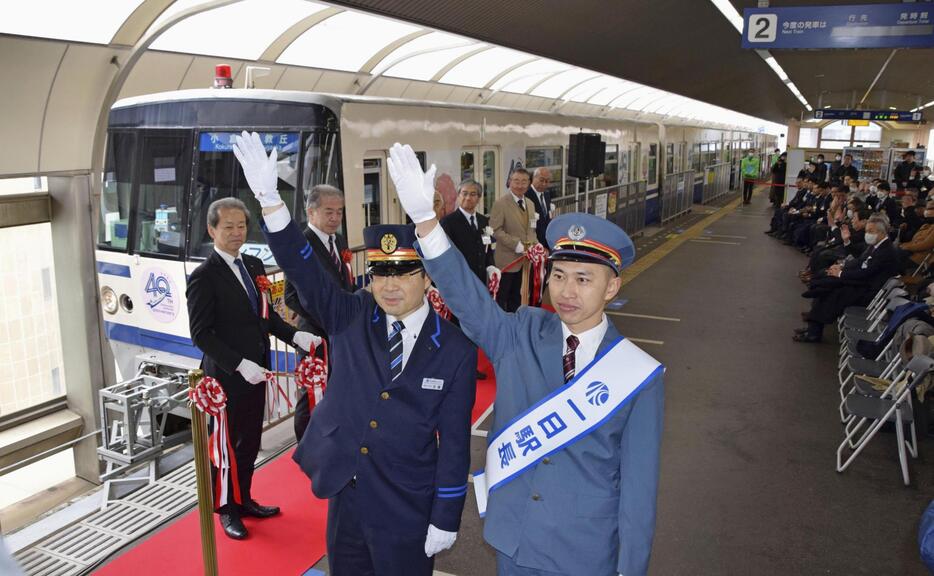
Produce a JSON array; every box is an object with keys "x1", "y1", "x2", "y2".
[{"x1": 416, "y1": 189, "x2": 934, "y2": 575}]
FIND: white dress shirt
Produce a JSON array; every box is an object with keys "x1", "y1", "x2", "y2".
[
  {"x1": 307, "y1": 222, "x2": 333, "y2": 248},
  {"x1": 530, "y1": 185, "x2": 548, "y2": 212},
  {"x1": 213, "y1": 246, "x2": 254, "y2": 298},
  {"x1": 386, "y1": 298, "x2": 431, "y2": 372},
  {"x1": 562, "y1": 314, "x2": 609, "y2": 375},
  {"x1": 458, "y1": 206, "x2": 478, "y2": 229}
]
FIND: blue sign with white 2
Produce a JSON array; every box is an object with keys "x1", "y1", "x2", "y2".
[{"x1": 743, "y1": 4, "x2": 934, "y2": 49}]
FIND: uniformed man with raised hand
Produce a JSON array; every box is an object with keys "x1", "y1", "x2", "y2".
[
  {"x1": 232, "y1": 132, "x2": 477, "y2": 576},
  {"x1": 387, "y1": 142, "x2": 665, "y2": 576}
]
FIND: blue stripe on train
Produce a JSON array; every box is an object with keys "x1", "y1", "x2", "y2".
[
  {"x1": 104, "y1": 321, "x2": 298, "y2": 368},
  {"x1": 97, "y1": 262, "x2": 132, "y2": 277}
]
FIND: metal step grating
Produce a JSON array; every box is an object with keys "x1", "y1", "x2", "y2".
[{"x1": 14, "y1": 462, "x2": 200, "y2": 575}]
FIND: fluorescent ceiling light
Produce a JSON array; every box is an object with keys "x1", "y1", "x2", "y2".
[
  {"x1": 708, "y1": 0, "x2": 744, "y2": 33},
  {"x1": 764, "y1": 56, "x2": 789, "y2": 82}
]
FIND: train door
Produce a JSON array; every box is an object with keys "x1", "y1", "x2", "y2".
[
  {"x1": 362, "y1": 152, "x2": 388, "y2": 226},
  {"x1": 461, "y1": 146, "x2": 499, "y2": 215}
]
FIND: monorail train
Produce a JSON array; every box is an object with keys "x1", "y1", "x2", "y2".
[{"x1": 94, "y1": 87, "x2": 776, "y2": 382}]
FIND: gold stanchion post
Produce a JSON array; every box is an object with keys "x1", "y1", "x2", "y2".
[{"x1": 188, "y1": 369, "x2": 219, "y2": 576}]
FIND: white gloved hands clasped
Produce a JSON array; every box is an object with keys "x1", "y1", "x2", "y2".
[
  {"x1": 424, "y1": 524, "x2": 457, "y2": 557},
  {"x1": 236, "y1": 358, "x2": 268, "y2": 385},
  {"x1": 486, "y1": 265, "x2": 501, "y2": 283},
  {"x1": 387, "y1": 143, "x2": 437, "y2": 224},
  {"x1": 293, "y1": 331, "x2": 322, "y2": 353},
  {"x1": 232, "y1": 131, "x2": 282, "y2": 208}
]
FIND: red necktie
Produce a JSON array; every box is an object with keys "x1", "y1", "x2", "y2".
[{"x1": 563, "y1": 335, "x2": 579, "y2": 383}]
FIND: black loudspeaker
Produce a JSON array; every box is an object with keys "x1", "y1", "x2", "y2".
[{"x1": 568, "y1": 133, "x2": 606, "y2": 178}]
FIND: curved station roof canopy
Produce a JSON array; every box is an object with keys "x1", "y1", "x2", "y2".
[{"x1": 1, "y1": 0, "x2": 785, "y2": 177}]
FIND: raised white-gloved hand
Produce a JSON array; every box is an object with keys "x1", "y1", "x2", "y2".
[
  {"x1": 236, "y1": 358, "x2": 268, "y2": 385},
  {"x1": 387, "y1": 143, "x2": 437, "y2": 223},
  {"x1": 232, "y1": 131, "x2": 282, "y2": 208},
  {"x1": 293, "y1": 331, "x2": 322, "y2": 353},
  {"x1": 486, "y1": 265, "x2": 501, "y2": 282},
  {"x1": 514, "y1": 241, "x2": 525, "y2": 254},
  {"x1": 424, "y1": 524, "x2": 456, "y2": 557}
]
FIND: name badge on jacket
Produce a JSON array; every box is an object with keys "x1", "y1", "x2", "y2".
[
  {"x1": 421, "y1": 378, "x2": 444, "y2": 391},
  {"x1": 862, "y1": 256, "x2": 872, "y2": 269}
]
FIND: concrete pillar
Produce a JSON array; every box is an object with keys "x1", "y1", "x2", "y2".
[
  {"x1": 785, "y1": 118, "x2": 801, "y2": 148},
  {"x1": 48, "y1": 174, "x2": 114, "y2": 484}
]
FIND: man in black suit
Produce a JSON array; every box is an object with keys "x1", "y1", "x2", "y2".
[
  {"x1": 440, "y1": 179, "x2": 496, "y2": 286},
  {"x1": 284, "y1": 184, "x2": 356, "y2": 442},
  {"x1": 795, "y1": 215, "x2": 900, "y2": 343},
  {"x1": 893, "y1": 151, "x2": 918, "y2": 191},
  {"x1": 187, "y1": 197, "x2": 317, "y2": 540},
  {"x1": 525, "y1": 167, "x2": 554, "y2": 248}
]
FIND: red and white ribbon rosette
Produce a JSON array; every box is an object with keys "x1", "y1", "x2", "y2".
[
  {"x1": 254, "y1": 275, "x2": 272, "y2": 320},
  {"x1": 526, "y1": 243, "x2": 548, "y2": 307},
  {"x1": 341, "y1": 249, "x2": 355, "y2": 287},
  {"x1": 295, "y1": 344, "x2": 328, "y2": 409},
  {"x1": 427, "y1": 286, "x2": 452, "y2": 320},
  {"x1": 487, "y1": 270, "x2": 501, "y2": 301},
  {"x1": 189, "y1": 376, "x2": 241, "y2": 507}
]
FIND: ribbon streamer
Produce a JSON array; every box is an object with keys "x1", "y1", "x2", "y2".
[
  {"x1": 487, "y1": 270, "x2": 501, "y2": 301},
  {"x1": 254, "y1": 275, "x2": 272, "y2": 320},
  {"x1": 189, "y1": 376, "x2": 241, "y2": 507},
  {"x1": 526, "y1": 243, "x2": 547, "y2": 307},
  {"x1": 295, "y1": 343, "x2": 328, "y2": 409}
]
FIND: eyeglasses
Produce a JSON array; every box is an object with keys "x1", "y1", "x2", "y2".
[{"x1": 460, "y1": 191, "x2": 480, "y2": 197}]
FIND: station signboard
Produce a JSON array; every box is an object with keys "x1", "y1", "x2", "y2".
[
  {"x1": 813, "y1": 109, "x2": 923, "y2": 122},
  {"x1": 742, "y1": 4, "x2": 934, "y2": 49}
]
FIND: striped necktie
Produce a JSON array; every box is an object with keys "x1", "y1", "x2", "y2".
[
  {"x1": 563, "y1": 335, "x2": 579, "y2": 383},
  {"x1": 234, "y1": 258, "x2": 258, "y2": 315},
  {"x1": 389, "y1": 320, "x2": 405, "y2": 381}
]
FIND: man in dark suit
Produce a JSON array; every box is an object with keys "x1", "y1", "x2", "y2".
[
  {"x1": 440, "y1": 179, "x2": 496, "y2": 287},
  {"x1": 525, "y1": 167, "x2": 554, "y2": 248},
  {"x1": 893, "y1": 151, "x2": 919, "y2": 191},
  {"x1": 795, "y1": 215, "x2": 900, "y2": 343},
  {"x1": 284, "y1": 184, "x2": 356, "y2": 442},
  {"x1": 187, "y1": 197, "x2": 317, "y2": 540},
  {"x1": 234, "y1": 132, "x2": 477, "y2": 576}
]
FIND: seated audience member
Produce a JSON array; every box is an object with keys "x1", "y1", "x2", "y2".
[
  {"x1": 921, "y1": 166, "x2": 934, "y2": 200},
  {"x1": 770, "y1": 178, "x2": 816, "y2": 239},
  {"x1": 790, "y1": 182, "x2": 832, "y2": 249},
  {"x1": 896, "y1": 189, "x2": 922, "y2": 242},
  {"x1": 897, "y1": 198, "x2": 934, "y2": 270},
  {"x1": 877, "y1": 182, "x2": 899, "y2": 223},
  {"x1": 801, "y1": 207, "x2": 869, "y2": 281},
  {"x1": 794, "y1": 215, "x2": 900, "y2": 343}
]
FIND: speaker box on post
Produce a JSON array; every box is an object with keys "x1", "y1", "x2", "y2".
[{"x1": 568, "y1": 133, "x2": 606, "y2": 178}]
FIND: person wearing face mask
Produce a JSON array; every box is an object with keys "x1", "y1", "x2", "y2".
[
  {"x1": 876, "y1": 182, "x2": 899, "y2": 223},
  {"x1": 814, "y1": 154, "x2": 828, "y2": 183},
  {"x1": 801, "y1": 205, "x2": 870, "y2": 282},
  {"x1": 897, "y1": 198, "x2": 934, "y2": 269},
  {"x1": 896, "y1": 189, "x2": 922, "y2": 243},
  {"x1": 921, "y1": 166, "x2": 934, "y2": 199},
  {"x1": 893, "y1": 151, "x2": 919, "y2": 191},
  {"x1": 795, "y1": 215, "x2": 900, "y2": 343},
  {"x1": 741, "y1": 149, "x2": 760, "y2": 204},
  {"x1": 797, "y1": 161, "x2": 817, "y2": 180},
  {"x1": 769, "y1": 152, "x2": 787, "y2": 207}
]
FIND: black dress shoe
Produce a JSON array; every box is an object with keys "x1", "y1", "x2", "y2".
[
  {"x1": 220, "y1": 512, "x2": 248, "y2": 540},
  {"x1": 792, "y1": 332, "x2": 821, "y2": 343},
  {"x1": 241, "y1": 500, "x2": 280, "y2": 518}
]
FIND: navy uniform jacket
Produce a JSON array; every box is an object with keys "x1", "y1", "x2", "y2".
[
  {"x1": 419, "y1": 236, "x2": 664, "y2": 576},
  {"x1": 262, "y1": 218, "x2": 478, "y2": 535}
]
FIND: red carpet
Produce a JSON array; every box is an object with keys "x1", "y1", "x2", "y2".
[
  {"x1": 94, "y1": 449, "x2": 328, "y2": 576},
  {"x1": 95, "y1": 360, "x2": 496, "y2": 575}
]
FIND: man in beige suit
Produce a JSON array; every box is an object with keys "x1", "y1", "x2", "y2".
[{"x1": 490, "y1": 168, "x2": 539, "y2": 311}]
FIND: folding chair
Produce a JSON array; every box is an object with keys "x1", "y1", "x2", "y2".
[
  {"x1": 837, "y1": 339, "x2": 900, "y2": 422},
  {"x1": 836, "y1": 355, "x2": 934, "y2": 486},
  {"x1": 837, "y1": 294, "x2": 909, "y2": 370},
  {"x1": 838, "y1": 279, "x2": 904, "y2": 332}
]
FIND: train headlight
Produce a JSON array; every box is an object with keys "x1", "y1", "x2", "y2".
[
  {"x1": 120, "y1": 294, "x2": 134, "y2": 313},
  {"x1": 101, "y1": 286, "x2": 118, "y2": 314}
]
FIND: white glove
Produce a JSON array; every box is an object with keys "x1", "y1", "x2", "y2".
[
  {"x1": 293, "y1": 331, "x2": 322, "y2": 353},
  {"x1": 387, "y1": 143, "x2": 437, "y2": 223},
  {"x1": 232, "y1": 131, "x2": 282, "y2": 208},
  {"x1": 486, "y1": 265, "x2": 501, "y2": 282},
  {"x1": 424, "y1": 524, "x2": 456, "y2": 557},
  {"x1": 515, "y1": 242, "x2": 525, "y2": 254},
  {"x1": 236, "y1": 358, "x2": 268, "y2": 385}
]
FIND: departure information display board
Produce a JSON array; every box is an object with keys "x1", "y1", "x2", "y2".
[
  {"x1": 743, "y1": 4, "x2": 934, "y2": 49},
  {"x1": 814, "y1": 109, "x2": 923, "y2": 122}
]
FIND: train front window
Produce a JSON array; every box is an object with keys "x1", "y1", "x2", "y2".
[
  {"x1": 189, "y1": 132, "x2": 299, "y2": 264},
  {"x1": 133, "y1": 133, "x2": 191, "y2": 257},
  {"x1": 98, "y1": 132, "x2": 136, "y2": 251},
  {"x1": 300, "y1": 131, "x2": 342, "y2": 225}
]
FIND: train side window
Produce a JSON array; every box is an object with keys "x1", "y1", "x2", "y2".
[
  {"x1": 133, "y1": 133, "x2": 190, "y2": 258},
  {"x1": 189, "y1": 132, "x2": 298, "y2": 265},
  {"x1": 98, "y1": 132, "x2": 136, "y2": 251}
]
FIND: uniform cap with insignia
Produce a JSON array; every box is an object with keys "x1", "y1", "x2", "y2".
[
  {"x1": 545, "y1": 213, "x2": 634, "y2": 275},
  {"x1": 364, "y1": 224, "x2": 423, "y2": 276}
]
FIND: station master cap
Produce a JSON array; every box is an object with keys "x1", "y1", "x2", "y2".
[
  {"x1": 546, "y1": 213, "x2": 635, "y2": 276},
  {"x1": 364, "y1": 224, "x2": 423, "y2": 276}
]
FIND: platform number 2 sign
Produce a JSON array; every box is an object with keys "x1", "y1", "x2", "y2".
[{"x1": 747, "y1": 14, "x2": 777, "y2": 43}]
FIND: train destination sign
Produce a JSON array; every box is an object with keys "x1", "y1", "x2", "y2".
[
  {"x1": 813, "y1": 109, "x2": 923, "y2": 122},
  {"x1": 742, "y1": 3, "x2": 934, "y2": 49}
]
